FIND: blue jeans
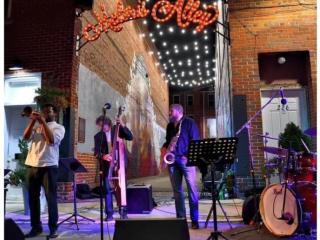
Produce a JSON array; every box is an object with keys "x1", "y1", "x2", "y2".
[
  {"x1": 168, "y1": 157, "x2": 199, "y2": 222},
  {"x1": 103, "y1": 176, "x2": 113, "y2": 217}
]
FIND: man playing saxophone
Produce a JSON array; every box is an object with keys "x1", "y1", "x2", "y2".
[{"x1": 161, "y1": 104, "x2": 200, "y2": 229}]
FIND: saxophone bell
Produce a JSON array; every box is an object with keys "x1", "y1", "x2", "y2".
[{"x1": 163, "y1": 152, "x2": 175, "y2": 165}]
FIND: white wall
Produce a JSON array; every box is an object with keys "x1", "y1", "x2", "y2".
[{"x1": 77, "y1": 64, "x2": 126, "y2": 153}]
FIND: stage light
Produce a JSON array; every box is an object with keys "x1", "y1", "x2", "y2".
[
  {"x1": 151, "y1": 38, "x2": 155, "y2": 42},
  {"x1": 156, "y1": 24, "x2": 161, "y2": 29},
  {"x1": 143, "y1": 20, "x2": 147, "y2": 25},
  {"x1": 169, "y1": 27, "x2": 174, "y2": 33},
  {"x1": 181, "y1": 29, "x2": 186, "y2": 34},
  {"x1": 178, "y1": 61, "x2": 183, "y2": 66},
  {"x1": 159, "y1": 31, "x2": 163, "y2": 36},
  {"x1": 184, "y1": 45, "x2": 189, "y2": 51},
  {"x1": 162, "y1": 42, "x2": 167, "y2": 46}
]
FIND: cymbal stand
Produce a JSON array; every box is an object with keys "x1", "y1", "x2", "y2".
[{"x1": 232, "y1": 90, "x2": 280, "y2": 236}]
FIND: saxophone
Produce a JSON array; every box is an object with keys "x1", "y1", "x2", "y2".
[{"x1": 163, "y1": 119, "x2": 183, "y2": 165}]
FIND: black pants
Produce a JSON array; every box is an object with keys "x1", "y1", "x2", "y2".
[{"x1": 26, "y1": 166, "x2": 58, "y2": 231}]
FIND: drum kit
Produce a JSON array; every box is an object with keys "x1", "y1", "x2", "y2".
[{"x1": 259, "y1": 127, "x2": 317, "y2": 237}]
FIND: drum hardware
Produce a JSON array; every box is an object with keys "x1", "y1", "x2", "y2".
[
  {"x1": 233, "y1": 89, "x2": 285, "y2": 237},
  {"x1": 303, "y1": 127, "x2": 317, "y2": 137},
  {"x1": 263, "y1": 146, "x2": 288, "y2": 157}
]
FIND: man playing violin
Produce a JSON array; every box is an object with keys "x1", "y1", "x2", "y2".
[
  {"x1": 23, "y1": 104, "x2": 65, "y2": 238},
  {"x1": 94, "y1": 115, "x2": 133, "y2": 221}
]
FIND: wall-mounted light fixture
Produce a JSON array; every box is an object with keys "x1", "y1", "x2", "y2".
[
  {"x1": 8, "y1": 59, "x2": 23, "y2": 71},
  {"x1": 277, "y1": 56, "x2": 286, "y2": 65}
]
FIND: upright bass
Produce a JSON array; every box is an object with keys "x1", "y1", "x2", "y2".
[{"x1": 109, "y1": 106, "x2": 128, "y2": 218}]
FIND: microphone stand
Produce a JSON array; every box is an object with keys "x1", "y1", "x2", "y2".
[
  {"x1": 232, "y1": 89, "x2": 280, "y2": 236},
  {"x1": 97, "y1": 107, "x2": 107, "y2": 240}
]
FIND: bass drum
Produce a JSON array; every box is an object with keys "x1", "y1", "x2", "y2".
[
  {"x1": 293, "y1": 182, "x2": 317, "y2": 233},
  {"x1": 259, "y1": 184, "x2": 299, "y2": 237}
]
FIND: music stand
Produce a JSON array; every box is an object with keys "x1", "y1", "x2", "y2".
[
  {"x1": 58, "y1": 157, "x2": 95, "y2": 230},
  {"x1": 187, "y1": 138, "x2": 238, "y2": 240}
]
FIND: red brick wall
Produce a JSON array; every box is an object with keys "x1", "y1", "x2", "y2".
[
  {"x1": 229, "y1": 0, "x2": 316, "y2": 192},
  {"x1": 5, "y1": 0, "x2": 77, "y2": 97},
  {"x1": 76, "y1": 153, "x2": 99, "y2": 187}
]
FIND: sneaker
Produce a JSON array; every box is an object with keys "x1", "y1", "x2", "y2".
[
  {"x1": 24, "y1": 227, "x2": 43, "y2": 238},
  {"x1": 191, "y1": 221, "x2": 199, "y2": 229},
  {"x1": 48, "y1": 229, "x2": 58, "y2": 238}
]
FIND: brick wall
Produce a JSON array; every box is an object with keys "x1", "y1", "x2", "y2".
[
  {"x1": 229, "y1": 0, "x2": 316, "y2": 194},
  {"x1": 5, "y1": 0, "x2": 76, "y2": 96}
]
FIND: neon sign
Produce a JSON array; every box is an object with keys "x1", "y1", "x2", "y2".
[{"x1": 83, "y1": 0, "x2": 219, "y2": 42}]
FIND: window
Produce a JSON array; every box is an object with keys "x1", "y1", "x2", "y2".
[
  {"x1": 208, "y1": 94, "x2": 214, "y2": 107},
  {"x1": 4, "y1": 73, "x2": 41, "y2": 106},
  {"x1": 187, "y1": 95, "x2": 193, "y2": 106},
  {"x1": 78, "y1": 117, "x2": 86, "y2": 143},
  {"x1": 173, "y1": 95, "x2": 180, "y2": 104}
]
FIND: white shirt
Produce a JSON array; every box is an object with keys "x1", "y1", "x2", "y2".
[{"x1": 25, "y1": 121, "x2": 65, "y2": 167}]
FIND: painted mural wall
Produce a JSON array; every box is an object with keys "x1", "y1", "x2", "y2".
[
  {"x1": 77, "y1": 58, "x2": 166, "y2": 179},
  {"x1": 125, "y1": 54, "x2": 166, "y2": 178}
]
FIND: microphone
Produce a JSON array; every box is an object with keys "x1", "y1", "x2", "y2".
[
  {"x1": 103, "y1": 103, "x2": 111, "y2": 110},
  {"x1": 280, "y1": 87, "x2": 287, "y2": 105},
  {"x1": 279, "y1": 212, "x2": 294, "y2": 225}
]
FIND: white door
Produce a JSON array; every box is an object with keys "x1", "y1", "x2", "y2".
[{"x1": 261, "y1": 88, "x2": 309, "y2": 149}]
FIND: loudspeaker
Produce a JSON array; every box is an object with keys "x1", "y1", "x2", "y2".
[
  {"x1": 233, "y1": 95, "x2": 250, "y2": 176},
  {"x1": 113, "y1": 218, "x2": 190, "y2": 240},
  {"x1": 5, "y1": 218, "x2": 24, "y2": 240},
  {"x1": 127, "y1": 184, "x2": 153, "y2": 214}
]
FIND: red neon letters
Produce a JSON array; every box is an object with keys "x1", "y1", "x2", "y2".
[{"x1": 83, "y1": 0, "x2": 219, "y2": 42}]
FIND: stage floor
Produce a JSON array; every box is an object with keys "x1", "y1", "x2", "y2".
[
  {"x1": 5, "y1": 175, "x2": 316, "y2": 239},
  {"x1": 6, "y1": 196, "x2": 315, "y2": 240}
]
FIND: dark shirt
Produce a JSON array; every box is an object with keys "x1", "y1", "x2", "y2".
[
  {"x1": 163, "y1": 117, "x2": 200, "y2": 158},
  {"x1": 94, "y1": 125, "x2": 133, "y2": 176}
]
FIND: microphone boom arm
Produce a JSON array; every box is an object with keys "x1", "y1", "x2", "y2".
[{"x1": 235, "y1": 89, "x2": 280, "y2": 136}]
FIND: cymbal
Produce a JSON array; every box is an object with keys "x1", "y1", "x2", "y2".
[
  {"x1": 264, "y1": 146, "x2": 288, "y2": 156},
  {"x1": 304, "y1": 127, "x2": 317, "y2": 137}
]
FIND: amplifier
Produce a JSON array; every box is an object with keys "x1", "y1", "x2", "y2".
[{"x1": 127, "y1": 184, "x2": 153, "y2": 214}]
